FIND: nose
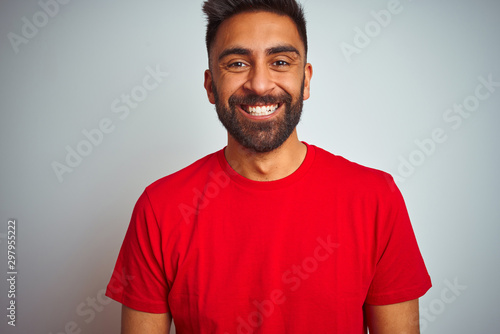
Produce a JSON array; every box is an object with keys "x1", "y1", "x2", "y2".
[{"x1": 243, "y1": 63, "x2": 275, "y2": 96}]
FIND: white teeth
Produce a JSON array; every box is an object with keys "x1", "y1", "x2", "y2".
[{"x1": 246, "y1": 104, "x2": 279, "y2": 116}]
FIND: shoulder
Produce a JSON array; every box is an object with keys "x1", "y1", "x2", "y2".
[
  {"x1": 310, "y1": 144, "x2": 398, "y2": 195},
  {"x1": 143, "y1": 149, "x2": 223, "y2": 202}
]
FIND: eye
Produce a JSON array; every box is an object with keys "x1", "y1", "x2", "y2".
[
  {"x1": 228, "y1": 62, "x2": 247, "y2": 68},
  {"x1": 273, "y1": 60, "x2": 290, "y2": 67}
]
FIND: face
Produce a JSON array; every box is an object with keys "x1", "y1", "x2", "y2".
[{"x1": 204, "y1": 11, "x2": 312, "y2": 153}]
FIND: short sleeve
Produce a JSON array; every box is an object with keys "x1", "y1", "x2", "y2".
[
  {"x1": 105, "y1": 190, "x2": 170, "y2": 313},
  {"x1": 365, "y1": 178, "x2": 432, "y2": 305}
]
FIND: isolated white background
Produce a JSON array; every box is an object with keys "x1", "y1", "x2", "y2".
[{"x1": 0, "y1": 0, "x2": 499, "y2": 333}]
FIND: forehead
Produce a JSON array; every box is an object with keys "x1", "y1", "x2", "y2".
[{"x1": 212, "y1": 11, "x2": 304, "y2": 58}]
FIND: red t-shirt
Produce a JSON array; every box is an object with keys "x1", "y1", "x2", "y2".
[{"x1": 106, "y1": 143, "x2": 431, "y2": 333}]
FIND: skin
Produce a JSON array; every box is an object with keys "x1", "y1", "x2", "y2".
[
  {"x1": 122, "y1": 10, "x2": 421, "y2": 333},
  {"x1": 204, "y1": 11, "x2": 312, "y2": 181},
  {"x1": 121, "y1": 305, "x2": 171, "y2": 334},
  {"x1": 365, "y1": 299, "x2": 421, "y2": 334}
]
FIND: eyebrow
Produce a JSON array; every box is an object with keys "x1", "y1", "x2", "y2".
[
  {"x1": 218, "y1": 47, "x2": 250, "y2": 61},
  {"x1": 218, "y1": 44, "x2": 301, "y2": 62},
  {"x1": 267, "y1": 45, "x2": 300, "y2": 57}
]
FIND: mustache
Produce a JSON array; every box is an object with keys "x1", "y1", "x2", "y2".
[{"x1": 228, "y1": 92, "x2": 292, "y2": 106}]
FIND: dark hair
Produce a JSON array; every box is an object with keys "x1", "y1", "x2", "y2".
[{"x1": 202, "y1": 0, "x2": 308, "y2": 62}]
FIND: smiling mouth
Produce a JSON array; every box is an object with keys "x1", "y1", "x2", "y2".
[{"x1": 240, "y1": 104, "x2": 280, "y2": 116}]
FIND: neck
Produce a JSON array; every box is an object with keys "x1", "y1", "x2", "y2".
[{"x1": 224, "y1": 130, "x2": 307, "y2": 181}]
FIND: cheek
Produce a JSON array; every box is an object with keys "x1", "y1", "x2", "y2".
[
  {"x1": 220, "y1": 75, "x2": 247, "y2": 94},
  {"x1": 217, "y1": 88, "x2": 234, "y2": 105},
  {"x1": 276, "y1": 72, "x2": 304, "y2": 96}
]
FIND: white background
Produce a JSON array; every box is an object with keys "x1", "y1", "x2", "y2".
[{"x1": 0, "y1": 0, "x2": 499, "y2": 333}]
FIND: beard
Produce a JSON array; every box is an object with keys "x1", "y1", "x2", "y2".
[{"x1": 212, "y1": 80, "x2": 305, "y2": 153}]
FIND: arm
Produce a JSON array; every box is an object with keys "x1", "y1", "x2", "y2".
[
  {"x1": 121, "y1": 305, "x2": 172, "y2": 334},
  {"x1": 365, "y1": 299, "x2": 420, "y2": 334}
]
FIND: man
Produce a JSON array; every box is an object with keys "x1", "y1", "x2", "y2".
[{"x1": 106, "y1": 0, "x2": 432, "y2": 333}]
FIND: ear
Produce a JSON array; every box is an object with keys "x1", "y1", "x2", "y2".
[
  {"x1": 302, "y1": 63, "x2": 313, "y2": 101},
  {"x1": 204, "y1": 69, "x2": 216, "y2": 104}
]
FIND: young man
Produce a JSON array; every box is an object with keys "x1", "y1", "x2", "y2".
[{"x1": 106, "y1": 1, "x2": 432, "y2": 333}]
